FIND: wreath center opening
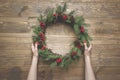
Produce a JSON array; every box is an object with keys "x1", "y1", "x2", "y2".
[{"x1": 46, "y1": 23, "x2": 77, "y2": 56}]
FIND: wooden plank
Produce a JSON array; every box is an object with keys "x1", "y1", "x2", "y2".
[
  {"x1": 1, "y1": 0, "x2": 120, "y2": 4},
  {"x1": 92, "y1": 39, "x2": 120, "y2": 44},
  {"x1": 0, "y1": 21, "x2": 30, "y2": 33},
  {"x1": 61, "y1": 68, "x2": 84, "y2": 76},
  {"x1": 0, "y1": 50, "x2": 31, "y2": 56},
  {"x1": 60, "y1": 0, "x2": 120, "y2": 3},
  {"x1": 100, "y1": 57, "x2": 120, "y2": 66},
  {"x1": 69, "y1": 3, "x2": 120, "y2": 18},
  {"x1": 96, "y1": 66, "x2": 120, "y2": 74},
  {"x1": 0, "y1": 0, "x2": 39, "y2": 17},
  {"x1": 0, "y1": 0, "x2": 35, "y2": 4},
  {"x1": 0, "y1": 2, "x2": 120, "y2": 18},
  {"x1": 0, "y1": 17, "x2": 28, "y2": 22},
  {"x1": 53, "y1": 67, "x2": 120, "y2": 80},
  {"x1": 0, "y1": 33, "x2": 32, "y2": 37},
  {"x1": 37, "y1": 2, "x2": 120, "y2": 18},
  {"x1": 63, "y1": 77, "x2": 83, "y2": 80},
  {"x1": 85, "y1": 18, "x2": 120, "y2": 37},
  {"x1": 66, "y1": 55, "x2": 120, "y2": 67},
  {"x1": 0, "y1": 37, "x2": 32, "y2": 43},
  {"x1": 92, "y1": 44, "x2": 120, "y2": 57},
  {"x1": 0, "y1": 43, "x2": 31, "y2": 50},
  {"x1": 97, "y1": 74, "x2": 120, "y2": 80}
]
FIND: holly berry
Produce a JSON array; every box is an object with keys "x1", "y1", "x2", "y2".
[
  {"x1": 76, "y1": 44, "x2": 82, "y2": 48},
  {"x1": 40, "y1": 22, "x2": 45, "y2": 29},
  {"x1": 63, "y1": 15, "x2": 67, "y2": 20},
  {"x1": 39, "y1": 32, "x2": 45, "y2": 41},
  {"x1": 80, "y1": 27, "x2": 85, "y2": 33},
  {"x1": 41, "y1": 46, "x2": 46, "y2": 50},
  {"x1": 70, "y1": 16, "x2": 75, "y2": 23},
  {"x1": 74, "y1": 40, "x2": 82, "y2": 48},
  {"x1": 71, "y1": 52, "x2": 77, "y2": 56},
  {"x1": 56, "y1": 58, "x2": 62, "y2": 63},
  {"x1": 53, "y1": 13, "x2": 57, "y2": 17}
]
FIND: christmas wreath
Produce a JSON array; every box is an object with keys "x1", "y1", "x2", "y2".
[{"x1": 32, "y1": 3, "x2": 92, "y2": 68}]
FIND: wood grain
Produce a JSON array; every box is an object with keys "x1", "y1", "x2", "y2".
[
  {"x1": 0, "y1": 1, "x2": 120, "y2": 18},
  {"x1": 0, "y1": 0, "x2": 120, "y2": 80}
]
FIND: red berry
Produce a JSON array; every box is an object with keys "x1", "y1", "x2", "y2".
[
  {"x1": 63, "y1": 15, "x2": 67, "y2": 20},
  {"x1": 71, "y1": 52, "x2": 77, "y2": 56},
  {"x1": 53, "y1": 13, "x2": 57, "y2": 17},
  {"x1": 39, "y1": 32, "x2": 45, "y2": 41},
  {"x1": 56, "y1": 58, "x2": 62, "y2": 63},
  {"x1": 41, "y1": 46, "x2": 46, "y2": 50},
  {"x1": 39, "y1": 32, "x2": 43, "y2": 36},
  {"x1": 80, "y1": 27, "x2": 85, "y2": 33},
  {"x1": 76, "y1": 44, "x2": 82, "y2": 48},
  {"x1": 74, "y1": 41, "x2": 82, "y2": 48},
  {"x1": 40, "y1": 22, "x2": 45, "y2": 29}
]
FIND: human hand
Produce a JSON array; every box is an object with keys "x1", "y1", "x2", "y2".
[
  {"x1": 31, "y1": 42, "x2": 39, "y2": 57},
  {"x1": 84, "y1": 42, "x2": 92, "y2": 57}
]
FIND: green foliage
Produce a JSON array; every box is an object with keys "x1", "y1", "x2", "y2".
[
  {"x1": 50, "y1": 62, "x2": 57, "y2": 67},
  {"x1": 75, "y1": 16, "x2": 85, "y2": 26},
  {"x1": 45, "y1": 55, "x2": 59, "y2": 60},
  {"x1": 65, "y1": 19, "x2": 71, "y2": 23},
  {"x1": 32, "y1": 36, "x2": 39, "y2": 42},
  {"x1": 60, "y1": 57, "x2": 73, "y2": 68},
  {"x1": 62, "y1": 2, "x2": 67, "y2": 12},
  {"x1": 64, "y1": 58, "x2": 73, "y2": 67},
  {"x1": 46, "y1": 9, "x2": 54, "y2": 23},
  {"x1": 77, "y1": 49, "x2": 82, "y2": 57},
  {"x1": 56, "y1": 2, "x2": 67, "y2": 14},
  {"x1": 56, "y1": 5, "x2": 62, "y2": 14},
  {"x1": 73, "y1": 24, "x2": 80, "y2": 35},
  {"x1": 33, "y1": 26, "x2": 42, "y2": 35},
  {"x1": 68, "y1": 10, "x2": 75, "y2": 16},
  {"x1": 37, "y1": 15, "x2": 46, "y2": 22}
]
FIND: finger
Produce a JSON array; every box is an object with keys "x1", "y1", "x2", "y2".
[
  {"x1": 84, "y1": 42, "x2": 88, "y2": 49},
  {"x1": 31, "y1": 43, "x2": 34, "y2": 52},
  {"x1": 35, "y1": 42, "x2": 38, "y2": 50},
  {"x1": 35, "y1": 41, "x2": 40, "y2": 45},
  {"x1": 88, "y1": 43, "x2": 92, "y2": 51}
]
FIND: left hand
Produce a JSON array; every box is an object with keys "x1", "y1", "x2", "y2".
[{"x1": 31, "y1": 42, "x2": 39, "y2": 57}]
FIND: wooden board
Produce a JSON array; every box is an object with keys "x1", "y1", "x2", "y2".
[{"x1": 0, "y1": 0, "x2": 120, "y2": 80}]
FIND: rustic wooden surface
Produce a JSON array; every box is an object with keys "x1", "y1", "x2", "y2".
[{"x1": 0, "y1": 0, "x2": 120, "y2": 80}]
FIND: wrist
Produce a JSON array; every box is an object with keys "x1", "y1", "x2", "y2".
[
  {"x1": 33, "y1": 55, "x2": 38, "y2": 58},
  {"x1": 85, "y1": 55, "x2": 91, "y2": 63},
  {"x1": 84, "y1": 51, "x2": 91, "y2": 57},
  {"x1": 84, "y1": 54, "x2": 90, "y2": 58},
  {"x1": 32, "y1": 55, "x2": 38, "y2": 63}
]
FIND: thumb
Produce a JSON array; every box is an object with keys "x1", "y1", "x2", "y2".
[
  {"x1": 31, "y1": 43, "x2": 34, "y2": 52},
  {"x1": 35, "y1": 42, "x2": 38, "y2": 50},
  {"x1": 84, "y1": 42, "x2": 88, "y2": 49},
  {"x1": 88, "y1": 44, "x2": 92, "y2": 51}
]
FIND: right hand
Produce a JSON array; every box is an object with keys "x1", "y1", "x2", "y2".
[{"x1": 84, "y1": 42, "x2": 92, "y2": 57}]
